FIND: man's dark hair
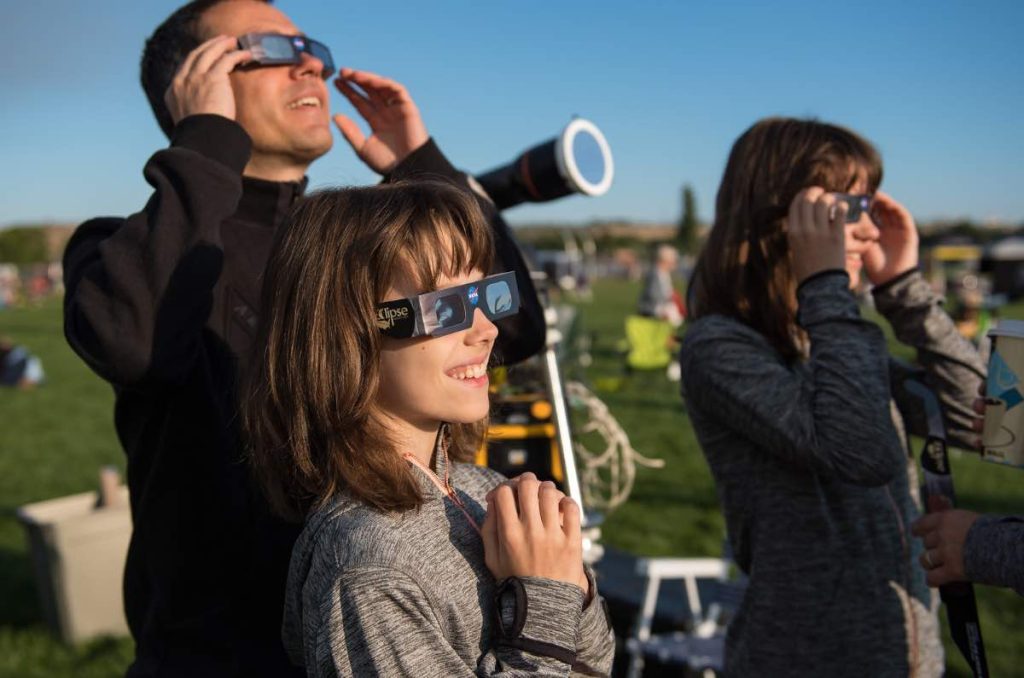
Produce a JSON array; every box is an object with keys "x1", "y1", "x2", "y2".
[{"x1": 141, "y1": 0, "x2": 272, "y2": 138}]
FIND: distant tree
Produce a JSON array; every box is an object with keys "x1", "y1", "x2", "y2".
[
  {"x1": 518, "y1": 231, "x2": 565, "y2": 251},
  {"x1": 592, "y1": 233, "x2": 645, "y2": 252},
  {"x1": 0, "y1": 228, "x2": 48, "y2": 265},
  {"x1": 676, "y1": 184, "x2": 699, "y2": 254}
]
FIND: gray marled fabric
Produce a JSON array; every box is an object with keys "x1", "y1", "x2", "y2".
[
  {"x1": 875, "y1": 269, "x2": 987, "y2": 451},
  {"x1": 680, "y1": 269, "x2": 984, "y2": 677},
  {"x1": 965, "y1": 515, "x2": 1024, "y2": 595},
  {"x1": 282, "y1": 442, "x2": 615, "y2": 677}
]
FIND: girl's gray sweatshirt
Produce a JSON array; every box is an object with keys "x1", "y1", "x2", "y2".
[{"x1": 282, "y1": 449, "x2": 615, "y2": 677}]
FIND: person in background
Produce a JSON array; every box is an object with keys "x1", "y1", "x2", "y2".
[
  {"x1": 61, "y1": 1, "x2": 543, "y2": 675},
  {"x1": 244, "y1": 181, "x2": 614, "y2": 676},
  {"x1": 912, "y1": 389, "x2": 1023, "y2": 596},
  {"x1": 637, "y1": 243, "x2": 685, "y2": 326},
  {"x1": 913, "y1": 496, "x2": 1024, "y2": 596},
  {"x1": 637, "y1": 243, "x2": 685, "y2": 380},
  {"x1": 0, "y1": 338, "x2": 44, "y2": 388},
  {"x1": 681, "y1": 117, "x2": 985, "y2": 676}
]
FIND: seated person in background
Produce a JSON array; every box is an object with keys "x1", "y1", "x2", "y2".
[
  {"x1": 637, "y1": 243, "x2": 684, "y2": 326},
  {"x1": 681, "y1": 117, "x2": 985, "y2": 677},
  {"x1": 0, "y1": 338, "x2": 44, "y2": 388},
  {"x1": 243, "y1": 181, "x2": 614, "y2": 676}
]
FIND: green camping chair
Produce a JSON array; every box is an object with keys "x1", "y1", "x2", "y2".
[{"x1": 624, "y1": 315, "x2": 676, "y2": 372}]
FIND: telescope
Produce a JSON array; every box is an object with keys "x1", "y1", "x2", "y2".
[
  {"x1": 475, "y1": 118, "x2": 613, "y2": 543},
  {"x1": 474, "y1": 118, "x2": 614, "y2": 210}
]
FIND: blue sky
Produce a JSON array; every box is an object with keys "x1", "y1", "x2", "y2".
[{"x1": 1, "y1": 0, "x2": 1022, "y2": 228}]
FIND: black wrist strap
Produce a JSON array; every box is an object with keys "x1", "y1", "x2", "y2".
[
  {"x1": 496, "y1": 637, "x2": 577, "y2": 666},
  {"x1": 493, "y1": 577, "x2": 579, "y2": 667}
]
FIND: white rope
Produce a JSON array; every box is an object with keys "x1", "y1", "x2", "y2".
[{"x1": 566, "y1": 381, "x2": 665, "y2": 511}]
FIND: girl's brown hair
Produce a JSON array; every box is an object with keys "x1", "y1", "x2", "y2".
[
  {"x1": 689, "y1": 117, "x2": 883, "y2": 362},
  {"x1": 243, "y1": 180, "x2": 494, "y2": 520}
]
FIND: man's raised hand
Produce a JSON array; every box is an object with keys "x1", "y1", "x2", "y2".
[
  {"x1": 165, "y1": 35, "x2": 251, "y2": 125},
  {"x1": 332, "y1": 68, "x2": 429, "y2": 174}
]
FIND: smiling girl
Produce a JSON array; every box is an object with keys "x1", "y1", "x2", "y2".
[{"x1": 244, "y1": 181, "x2": 614, "y2": 676}]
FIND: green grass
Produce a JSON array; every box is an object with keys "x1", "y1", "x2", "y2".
[
  {"x1": 1, "y1": 286, "x2": 1022, "y2": 676},
  {"x1": 0, "y1": 300, "x2": 131, "y2": 677}
]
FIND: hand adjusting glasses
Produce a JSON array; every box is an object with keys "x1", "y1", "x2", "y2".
[
  {"x1": 377, "y1": 272, "x2": 521, "y2": 339},
  {"x1": 835, "y1": 193, "x2": 872, "y2": 223},
  {"x1": 237, "y1": 33, "x2": 335, "y2": 78}
]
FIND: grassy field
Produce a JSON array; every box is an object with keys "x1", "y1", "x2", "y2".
[{"x1": 0, "y1": 282, "x2": 1022, "y2": 676}]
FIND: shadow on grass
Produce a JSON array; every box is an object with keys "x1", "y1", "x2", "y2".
[{"x1": 0, "y1": 542, "x2": 41, "y2": 627}]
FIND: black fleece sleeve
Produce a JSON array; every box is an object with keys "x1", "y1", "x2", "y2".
[
  {"x1": 387, "y1": 139, "x2": 546, "y2": 365},
  {"x1": 63, "y1": 114, "x2": 251, "y2": 387}
]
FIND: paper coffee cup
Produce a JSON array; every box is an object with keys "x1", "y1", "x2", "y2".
[{"x1": 982, "y1": 319, "x2": 1024, "y2": 468}]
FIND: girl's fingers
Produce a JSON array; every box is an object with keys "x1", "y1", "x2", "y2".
[
  {"x1": 873, "y1": 190, "x2": 915, "y2": 231},
  {"x1": 800, "y1": 187, "x2": 825, "y2": 232},
  {"x1": 515, "y1": 475, "x2": 542, "y2": 527},
  {"x1": 799, "y1": 189, "x2": 817, "y2": 232},
  {"x1": 491, "y1": 484, "x2": 522, "y2": 541},
  {"x1": 813, "y1": 193, "x2": 833, "y2": 232},
  {"x1": 559, "y1": 496, "x2": 581, "y2": 538},
  {"x1": 538, "y1": 482, "x2": 563, "y2": 529}
]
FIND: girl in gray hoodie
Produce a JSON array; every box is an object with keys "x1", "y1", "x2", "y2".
[{"x1": 243, "y1": 181, "x2": 614, "y2": 677}]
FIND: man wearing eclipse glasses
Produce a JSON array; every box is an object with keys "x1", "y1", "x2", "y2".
[{"x1": 62, "y1": 1, "x2": 544, "y2": 676}]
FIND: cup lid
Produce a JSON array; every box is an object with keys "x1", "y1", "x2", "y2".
[{"x1": 988, "y1": 319, "x2": 1024, "y2": 339}]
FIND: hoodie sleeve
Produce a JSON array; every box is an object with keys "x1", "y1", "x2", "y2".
[
  {"x1": 62, "y1": 114, "x2": 251, "y2": 387},
  {"x1": 305, "y1": 567, "x2": 612, "y2": 677},
  {"x1": 964, "y1": 514, "x2": 1024, "y2": 596},
  {"x1": 873, "y1": 269, "x2": 986, "y2": 449},
  {"x1": 680, "y1": 271, "x2": 905, "y2": 486}
]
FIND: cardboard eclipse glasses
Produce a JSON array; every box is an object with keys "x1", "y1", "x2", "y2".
[
  {"x1": 376, "y1": 272, "x2": 521, "y2": 339},
  {"x1": 835, "y1": 193, "x2": 872, "y2": 223},
  {"x1": 237, "y1": 33, "x2": 335, "y2": 78}
]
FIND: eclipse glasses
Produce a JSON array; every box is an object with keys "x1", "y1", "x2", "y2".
[
  {"x1": 376, "y1": 272, "x2": 521, "y2": 339},
  {"x1": 237, "y1": 33, "x2": 335, "y2": 78},
  {"x1": 836, "y1": 193, "x2": 872, "y2": 223}
]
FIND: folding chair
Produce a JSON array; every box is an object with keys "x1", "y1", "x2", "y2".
[
  {"x1": 623, "y1": 315, "x2": 676, "y2": 374},
  {"x1": 625, "y1": 557, "x2": 746, "y2": 678}
]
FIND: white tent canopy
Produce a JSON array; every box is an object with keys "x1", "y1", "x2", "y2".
[{"x1": 985, "y1": 236, "x2": 1024, "y2": 261}]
